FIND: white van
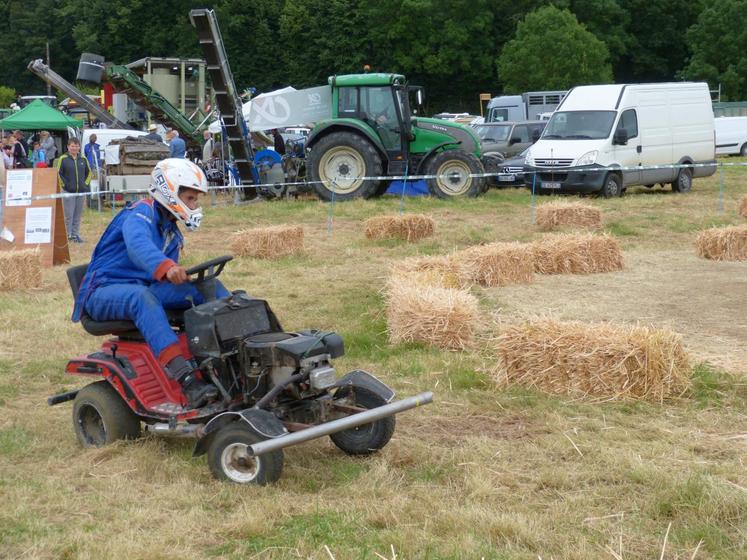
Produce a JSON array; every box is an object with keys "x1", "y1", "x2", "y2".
[
  {"x1": 715, "y1": 117, "x2": 747, "y2": 156},
  {"x1": 525, "y1": 83, "x2": 716, "y2": 197}
]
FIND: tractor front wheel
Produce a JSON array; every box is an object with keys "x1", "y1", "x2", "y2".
[
  {"x1": 330, "y1": 387, "x2": 395, "y2": 455},
  {"x1": 207, "y1": 424, "x2": 284, "y2": 485},
  {"x1": 308, "y1": 132, "x2": 383, "y2": 201},
  {"x1": 425, "y1": 150, "x2": 485, "y2": 198}
]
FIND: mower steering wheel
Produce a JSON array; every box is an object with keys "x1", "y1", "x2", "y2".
[{"x1": 186, "y1": 255, "x2": 233, "y2": 303}]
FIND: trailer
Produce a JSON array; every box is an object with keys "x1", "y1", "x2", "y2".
[{"x1": 486, "y1": 91, "x2": 567, "y2": 122}]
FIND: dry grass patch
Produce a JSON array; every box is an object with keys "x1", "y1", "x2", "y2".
[
  {"x1": 393, "y1": 255, "x2": 471, "y2": 289},
  {"x1": 230, "y1": 225, "x2": 304, "y2": 259},
  {"x1": 739, "y1": 195, "x2": 747, "y2": 219},
  {"x1": 532, "y1": 232, "x2": 623, "y2": 274},
  {"x1": 0, "y1": 248, "x2": 42, "y2": 290},
  {"x1": 695, "y1": 224, "x2": 747, "y2": 261},
  {"x1": 364, "y1": 213, "x2": 435, "y2": 241},
  {"x1": 490, "y1": 319, "x2": 691, "y2": 402},
  {"x1": 385, "y1": 283, "x2": 479, "y2": 350},
  {"x1": 535, "y1": 200, "x2": 602, "y2": 231},
  {"x1": 457, "y1": 242, "x2": 535, "y2": 287}
]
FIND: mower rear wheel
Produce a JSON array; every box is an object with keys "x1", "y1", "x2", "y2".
[
  {"x1": 207, "y1": 424, "x2": 284, "y2": 485},
  {"x1": 72, "y1": 381, "x2": 141, "y2": 448},
  {"x1": 330, "y1": 387, "x2": 395, "y2": 455}
]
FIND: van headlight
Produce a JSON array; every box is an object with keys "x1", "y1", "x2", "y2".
[
  {"x1": 524, "y1": 150, "x2": 534, "y2": 166},
  {"x1": 576, "y1": 151, "x2": 598, "y2": 166}
]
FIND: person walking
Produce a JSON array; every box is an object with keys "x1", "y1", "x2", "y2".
[
  {"x1": 166, "y1": 130, "x2": 187, "y2": 158},
  {"x1": 144, "y1": 123, "x2": 162, "y2": 142},
  {"x1": 272, "y1": 129, "x2": 286, "y2": 156},
  {"x1": 83, "y1": 134, "x2": 102, "y2": 175},
  {"x1": 56, "y1": 138, "x2": 92, "y2": 243}
]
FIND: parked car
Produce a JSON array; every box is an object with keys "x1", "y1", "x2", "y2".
[
  {"x1": 524, "y1": 82, "x2": 716, "y2": 197},
  {"x1": 496, "y1": 147, "x2": 530, "y2": 187},
  {"x1": 472, "y1": 120, "x2": 546, "y2": 159}
]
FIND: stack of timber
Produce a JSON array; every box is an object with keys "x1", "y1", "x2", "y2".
[{"x1": 105, "y1": 137, "x2": 170, "y2": 175}]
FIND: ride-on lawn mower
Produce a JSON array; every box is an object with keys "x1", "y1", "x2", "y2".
[{"x1": 49, "y1": 256, "x2": 433, "y2": 484}]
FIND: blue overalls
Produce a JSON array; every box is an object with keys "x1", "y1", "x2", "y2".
[{"x1": 72, "y1": 199, "x2": 229, "y2": 364}]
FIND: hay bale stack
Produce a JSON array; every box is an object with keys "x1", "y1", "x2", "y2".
[
  {"x1": 385, "y1": 283, "x2": 479, "y2": 350},
  {"x1": 364, "y1": 213, "x2": 435, "y2": 242},
  {"x1": 491, "y1": 319, "x2": 691, "y2": 402},
  {"x1": 0, "y1": 249, "x2": 42, "y2": 290},
  {"x1": 532, "y1": 233, "x2": 623, "y2": 274},
  {"x1": 457, "y1": 242, "x2": 534, "y2": 287},
  {"x1": 535, "y1": 201, "x2": 602, "y2": 231},
  {"x1": 393, "y1": 255, "x2": 471, "y2": 289},
  {"x1": 695, "y1": 224, "x2": 747, "y2": 261},
  {"x1": 231, "y1": 225, "x2": 304, "y2": 259},
  {"x1": 738, "y1": 196, "x2": 747, "y2": 219}
]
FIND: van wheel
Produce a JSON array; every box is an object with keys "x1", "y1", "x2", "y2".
[
  {"x1": 740, "y1": 143, "x2": 747, "y2": 157},
  {"x1": 672, "y1": 167, "x2": 692, "y2": 193},
  {"x1": 600, "y1": 173, "x2": 622, "y2": 198}
]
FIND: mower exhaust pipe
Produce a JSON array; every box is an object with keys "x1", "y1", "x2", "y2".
[{"x1": 247, "y1": 391, "x2": 433, "y2": 456}]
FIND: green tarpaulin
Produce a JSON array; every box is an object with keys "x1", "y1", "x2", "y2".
[{"x1": 0, "y1": 99, "x2": 83, "y2": 130}]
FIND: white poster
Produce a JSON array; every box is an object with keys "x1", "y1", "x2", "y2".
[
  {"x1": 24, "y1": 207, "x2": 52, "y2": 244},
  {"x1": 6, "y1": 169, "x2": 34, "y2": 206}
]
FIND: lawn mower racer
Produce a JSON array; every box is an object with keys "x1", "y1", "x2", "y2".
[{"x1": 52, "y1": 160, "x2": 432, "y2": 484}]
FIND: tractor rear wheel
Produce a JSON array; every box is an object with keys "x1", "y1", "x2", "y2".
[
  {"x1": 425, "y1": 150, "x2": 485, "y2": 198},
  {"x1": 72, "y1": 381, "x2": 141, "y2": 448},
  {"x1": 308, "y1": 132, "x2": 383, "y2": 201}
]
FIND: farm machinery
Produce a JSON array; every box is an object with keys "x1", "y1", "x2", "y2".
[{"x1": 50, "y1": 256, "x2": 432, "y2": 484}]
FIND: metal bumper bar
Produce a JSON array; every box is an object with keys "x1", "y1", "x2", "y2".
[{"x1": 248, "y1": 391, "x2": 433, "y2": 456}]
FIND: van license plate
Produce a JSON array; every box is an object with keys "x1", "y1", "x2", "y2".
[
  {"x1": 542, "y1": 181, "x2": 562, "y2": 189},
  {"x1": 497, "y1": 173, "x2": 516, "y2": 182}
]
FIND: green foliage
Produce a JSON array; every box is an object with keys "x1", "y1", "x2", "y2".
[
  {"x1": 497, "y1": 6, "x2": 613, "y2": 92},
  {"x1": 0, "y1": 85, "x2": 16, "y2": 107},
  {"x1": 680, "y1": 0, "x2": 747, "y2": 100}
]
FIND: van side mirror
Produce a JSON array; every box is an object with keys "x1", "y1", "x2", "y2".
[
  {"x1": 613, "y1": 129, "x2": 629, "y2": 145},
  {"x1": 510, "y1": 136, "x2": 521, "y2": 145},
  {"x1": 531, "y1": 130, "x2": 541, "y2": 143}
]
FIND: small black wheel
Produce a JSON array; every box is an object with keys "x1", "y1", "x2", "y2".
[
  {"x1": 72, "y1": 381, "x2": 141, "y2": 448},
  {"x1": 600, "y1": 173, "x2": 623, "y2": 198},
  {"x1": 207, "y1": 424, "x2": 284, "y2": 485},
  {"x1": 330, "y1": 387, "x2": 396, "y2": 455},
  {"x1": 672, "y1": 167, "x2": 693, "y2": 193},
  {"x1": 426, "y1": 150, "x2": 485, "y2": 198},
  {"x1": 740, "y1": 143, "x2": 747, "y2": 157},
  {"x1": 308, "y1": 131, "x2": 383, "y2": 201}
]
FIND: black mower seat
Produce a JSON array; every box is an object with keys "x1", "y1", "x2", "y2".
[{"x1": 67, "y1": 263, "x2": 184, "y2": 337}]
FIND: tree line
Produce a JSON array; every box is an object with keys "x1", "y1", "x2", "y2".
[{"x1": 0, "y1": 0, "x2": 745, "y2": 114}]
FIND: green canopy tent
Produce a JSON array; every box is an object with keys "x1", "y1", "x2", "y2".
[{"x1": 0, "y1": 99, "x2": 83, "y2": 130}]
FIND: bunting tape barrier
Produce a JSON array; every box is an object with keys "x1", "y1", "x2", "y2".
[{"x1": 4, "y1": 160, "x2": 747, "y2": 203}]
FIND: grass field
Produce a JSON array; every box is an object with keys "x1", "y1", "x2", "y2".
[{"x1": 1, "y1": 163, "x2": 746, "y2": 559}]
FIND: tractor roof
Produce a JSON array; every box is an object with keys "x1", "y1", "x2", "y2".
[{"x1": 329, "y1": 73, "x2": 406, "y2": 87}]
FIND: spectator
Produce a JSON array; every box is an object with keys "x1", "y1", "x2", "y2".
[
  {"x1": 144, "y1": 123, "x2": 162, "y2": 142},
  {"x1": 84, "y1": 133, "x2": 102, "y2": 175},
  {"x1": 13, "y1": 130, "x2": 29, "y2": 156},
  {"x1": 202, "y1": 130, "x2": 215, "y2": 163},
  {"x1": 166, "y1": 129, "x2": 186, "y2": 158},
  {"x1": 56, "y1": 138, "x2": 92, "y2": 243},
  {"x1": 30, "y1": 141, "x2": 47, "y2": 168},
  {"x1": 2, "y1": 144, "x2": 14, "y2": 169},
  {"x1": 40, "y1": 131, "x2": 56, "y2": 165},
  {"x1": 10, "y1": 134, "x2": 28, "y2": 168},
  {"x1": 272, "y1": 129, "x2": 286, "y2": 156}
]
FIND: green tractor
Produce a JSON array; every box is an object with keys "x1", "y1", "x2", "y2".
[{"x1": 306, "y1": 73, "x2": 486, "y2": 201}]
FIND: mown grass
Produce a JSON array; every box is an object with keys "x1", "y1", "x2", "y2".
[{"x1": 1, "y1": 161, "x2": 746, "y2": 558}]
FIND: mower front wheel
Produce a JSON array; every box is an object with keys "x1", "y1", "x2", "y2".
[
  {"x1": 72, "y1": 381, "x2": 141, "y2": 448},
  {"x1": 207, "y1": 424, "x2": 284, "y2": 485},
  {"x1": 330, "y1": 387, "x2": 396, "y2": 455}
]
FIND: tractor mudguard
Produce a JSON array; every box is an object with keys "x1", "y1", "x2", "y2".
[
  {"x1": 193, "y1": 408, "x2": 288, "y2": 457},
  {"x1": 307, "y1": 119, "x2": 388, "y2": 156},
  {"x1": 333, "y1": 370, "x2": 395, "y2": 403}
]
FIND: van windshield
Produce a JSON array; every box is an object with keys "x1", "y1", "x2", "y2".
[
  {"x1": 543, "y1": 111, "x2": 616, "y2": 140},
  {"x1": 474, "y1": 124, "x2": 511, "y2": 142}
]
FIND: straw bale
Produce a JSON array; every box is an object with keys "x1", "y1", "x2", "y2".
[
  {"x1": 491, "y1": 319, "x2": 691, "y2": 402},
  {"x1": 0, "y1": 248, "x2": 42, "y2": 290},
  {"x1": 231, "y1": 225, "x2": 304, "y2": 259},
  {"x1": 364, "y1": 213, "x2": 435, "y2": 242},
  {"x1": 386, "y1": 283, "x2": 479, "y2": 350},
  {"x1": 535, "y1": 201, "x2": 602, "y2": 231},
  {"x1": 739, "y1": 196, "x2": 747, "y2": 219},
  {"x1": 695, "y1": 224, "x2": 747, "y2": 261},
  {"x1": 532, "y1": 233, "x2": 623, "y2": 274},
  {"x1": 457, "y1": 242, "x2": 534, "y2": 287},
  {"x1": 392, "y1": 255, "x2": 471, "y2": 289}
]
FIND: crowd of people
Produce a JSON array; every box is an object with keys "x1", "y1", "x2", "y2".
[{"x1": 2, "y1": 129, "x2": 57, "y2": 169}]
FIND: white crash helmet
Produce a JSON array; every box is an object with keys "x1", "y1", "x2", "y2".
[{"x1": 149, "y1": 159, "x2": 208, "y2": 231}]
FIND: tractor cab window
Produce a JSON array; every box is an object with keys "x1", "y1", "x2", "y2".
[
  {"x1": 360, "y1": 86, "x2": 401, "y2": 151},
  {"x1": 338, "y1": 88, "x2": 358, "y2": 117}
]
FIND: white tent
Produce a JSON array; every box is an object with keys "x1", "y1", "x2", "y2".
[{"x1": 207, "y1": 86, "x2": 297, "y2": 134}]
